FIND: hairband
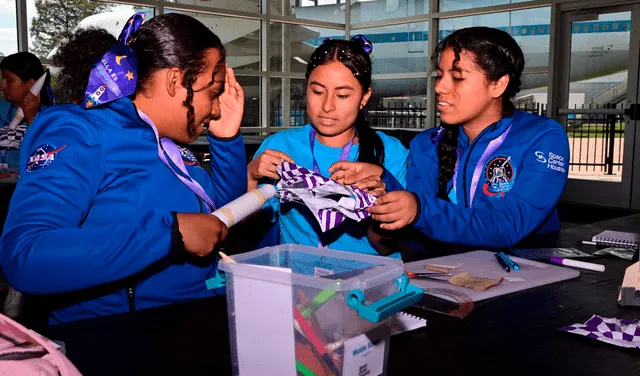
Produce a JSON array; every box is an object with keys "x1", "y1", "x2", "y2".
[
  {"x1": 83, "y1": 12, "x2": 146, "y2": 109},
  {"x1": 320, "y1": 34, "x2": 373, "y2": 55}
]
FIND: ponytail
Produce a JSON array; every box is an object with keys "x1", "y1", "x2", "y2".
[
  {"x1": 355, "y1": 109, "x2": 384, "y2": 166},
  {"x1": 436, "y1": 125, "x2": 460, "y2": 200}
]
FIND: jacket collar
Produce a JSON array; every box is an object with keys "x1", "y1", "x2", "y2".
[
  {"x1": 87, "y1": 97, "x2": 156, "y2": 141},
  {"x1": 458, "y1": 110, "x2": 519, "y2": 148}
]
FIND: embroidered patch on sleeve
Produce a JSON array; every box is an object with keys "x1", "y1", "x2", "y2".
[{"x1": 26, "y1": 144, "x2": 66, "y2": 172}]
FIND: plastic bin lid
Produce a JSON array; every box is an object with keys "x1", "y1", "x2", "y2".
[{"x1": 218, "y1": 244, "x2": 404, "y2": 291}]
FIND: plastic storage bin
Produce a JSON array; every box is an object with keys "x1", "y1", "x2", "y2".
[{"x1": 214, "y1": 244, "x2": 423, "y2": 376}]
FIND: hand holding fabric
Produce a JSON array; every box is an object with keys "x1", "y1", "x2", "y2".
[{"x1": 369, "y1": 190, "x2": 418, "y2": 230}]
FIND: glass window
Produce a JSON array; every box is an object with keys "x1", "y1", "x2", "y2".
[
  {"x1": 353, "y1": 22, "x2": 428, "y2": 75},
  {"x1": 166, "y1": 0, "x2": 260, "y2": 14},
  {"x1": 272, "y1": 0, "x2": 345, "y2": 23},
  {"x1": 370, "y1": 77, "x2": 429, "y2": 129},
  {"x1": 439, "y1": 0, "x2": 534, "y2": 13},
  {"x1": 27, "y1": 1, "x2": 154, "y2": 60},
  {"x1": 439, "y1": 7, "x2": 551, "y2": 72},
  {"x1": 237, "y1": 76, "x2": 261, "y2": 128},
  {"x1": 351, "y1": 0, "x2": 429, "y2": 24},
  {"x1": 270, "y1": 23, "x2": 343, "y2": 73},
  {"x1": 270, "y1": 78, "x2": 307, "y2": 128},
  {"x1": 0, "y1": 0, "x2": 18, "y2": 57},
  {"x1": 169, "y1": 11, "x2": 261, "y2": 71},
  {"x1": 515, "y1": 73, "x2": 548, "y2": 116}
]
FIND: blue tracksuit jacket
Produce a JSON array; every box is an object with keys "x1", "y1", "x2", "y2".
[
  {"x1": 0, "y1": 97, "x2": 247, "y2": 324},
  {"x1": 385, "y1": 110, "x2": 570, "y2": 248}
]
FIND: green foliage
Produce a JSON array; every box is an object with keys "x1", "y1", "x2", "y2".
[{"x1": 30, "y1": 0, "x2": 113, "y2": 59}]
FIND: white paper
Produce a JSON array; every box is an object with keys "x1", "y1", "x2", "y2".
[
  {"x1": 233, "y1": 266, "x2": 296, "y2": 376},
  {"x1": 342, "y1": 332, "x2": 386, "y2": 376}
]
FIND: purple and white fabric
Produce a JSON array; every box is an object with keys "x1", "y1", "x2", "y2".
[
  {"x1": 558, "y1": 315, "x2": 640, "y2": 349},
  {"x1": 276, "y1": 161, "x2": 376, "y2": 232}
]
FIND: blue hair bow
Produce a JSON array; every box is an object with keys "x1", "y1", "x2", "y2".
[
  {"x1": 351, "y1": 34, "x2": 373, "y2": 55},
  {"x1": 83, "y1": 12, "x2": 146, "y2": 109},
  {"x1": 320, "y1": 34, "x2": 373, "y2": 55}
]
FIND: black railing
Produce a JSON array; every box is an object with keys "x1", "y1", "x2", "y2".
[
  {"x1": 264, "y1": 98, "x2": 625, "y2": 176},
  {"x1": 561, "y1": 103, "x2": 625, "y2": 175}
]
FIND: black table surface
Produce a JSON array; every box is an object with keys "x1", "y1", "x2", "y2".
[{"x1": 44, "y1": 215, "x2": 640, "y2": 375}]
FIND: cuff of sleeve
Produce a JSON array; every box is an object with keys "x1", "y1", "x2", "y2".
[
  {"x1": 207, "y1": 131, "x2": 242, "y2": 142},
  {"x1": 409, "y1": 192, "x2": 422, "y2": 227},
  {"x1": 169, "y1": 212, "x2": 186, "y2": 260}
]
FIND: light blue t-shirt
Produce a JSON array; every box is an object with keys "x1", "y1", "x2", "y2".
[{"x1": 255, "y1": 124, "x2": 409, "y2": 258}]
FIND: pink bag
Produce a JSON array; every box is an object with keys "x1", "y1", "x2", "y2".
[{"x1": 0, "y1": 313, "x2": 81, "y2": 375}]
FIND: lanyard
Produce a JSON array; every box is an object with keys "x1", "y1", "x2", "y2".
[
  {"x1": 137, "y1": 109, "x2": 216, "y2": 213},
  {"x1": 308, "y1": 128, "x2": 354, "y2": 175},
  {"x1": 450, "y1": 123, "x2": 513, "y2": 208},
  {"x1": 308, "y1": 127, "x2": 355, "y2": 247}
]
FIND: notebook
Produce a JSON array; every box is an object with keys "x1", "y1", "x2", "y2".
[
  {"x1": 389, "y1": 312, "x2": 427, "y2": 335},
  {"x1": 592, "y1": 230, "x2": 640, "y2": 249}
]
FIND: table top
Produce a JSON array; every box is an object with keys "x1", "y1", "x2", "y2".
[{"x1": 44, "y1": 215, "x2": 640, "y2": 376}]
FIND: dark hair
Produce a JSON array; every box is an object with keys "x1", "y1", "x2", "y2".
[
  {"x1": 431, "y1": 27, "x2": 525, "y2": 199},
  {"x1": 54, "y1": 14, "x2": 226, "y2": 137},
  {"x1": 53, "y1": 28, "x2": 116, "y2": 104},
  {"x1": 0, "y1": 51, "x2": 52, "y2": 105},
  {"x1": 305, "y1": 38, "x2": 384, "y2": 167}
]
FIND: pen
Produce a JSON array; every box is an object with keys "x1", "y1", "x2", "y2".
[
  {"x1": 495, "y1": 253, "x2": 510, "y2": 272},
  {"x1": 581, "y1": 240, "x2": 598, "y2": 246},
  {"x1": 499, "y1": 252, "x2": 520, "y2": 271}
]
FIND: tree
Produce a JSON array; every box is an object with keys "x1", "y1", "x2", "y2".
[{"x1": 30, "y1": 0, "x2": 113, "y2": 59}]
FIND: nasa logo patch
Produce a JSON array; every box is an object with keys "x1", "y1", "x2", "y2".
[{"x1": 26, "y1": 144, "x2": 67, "y2": 172}]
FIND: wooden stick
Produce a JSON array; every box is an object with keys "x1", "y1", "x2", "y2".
[{"x1": 218, "y1": 251, "x2": 235, "y2": 263}]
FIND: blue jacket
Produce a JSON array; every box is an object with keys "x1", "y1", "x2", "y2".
[
  {"x1": 387, "y1": 111, "x2": 569, "y2": 248},
  {"x1": 0, "y1": 97, "x2": 247, "y2": 324}
]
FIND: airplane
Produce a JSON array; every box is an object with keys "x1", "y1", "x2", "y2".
[{"x1": 48, "y1": 1, "x2": 630, "y2": 110}]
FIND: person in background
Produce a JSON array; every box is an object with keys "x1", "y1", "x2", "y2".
[
  {"x1": 0, "y1": 52, "x2": 54, "y2": 319},
  {"x1": 248, "y1": 36, "x2": 409, "y2": 258},
  {"x1": 0, "y1": 13, "x2": 247, "y2": 325},
  {"x1": 0, "y1": 52, "x2": 53, "y2": 168}
]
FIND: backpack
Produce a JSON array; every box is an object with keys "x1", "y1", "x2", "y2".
[{"x1": 0, "y1": 312, "x2": 81, "y2": 375}]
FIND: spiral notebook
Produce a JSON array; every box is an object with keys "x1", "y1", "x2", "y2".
[{"x1": 592, "y1": 230, "x2": 640, "y2": 249}]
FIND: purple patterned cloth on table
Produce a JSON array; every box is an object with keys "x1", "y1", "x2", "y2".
[
  {"x1": 558, "y1": 315, "x2": 640, "y2": 349},
  {"x1": 276, "y1": 161, "x2": 376, "y2": 233}
]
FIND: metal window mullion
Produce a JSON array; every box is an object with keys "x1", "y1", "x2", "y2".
[
  {"x1": 16, "y1": 0, "x2": 28, "y2": 52},
  {"x1": 262, "y1": 0, "x2": 270, "y2": 133},
  {"x1": 426, "y1": 0, "x2": 439, "y2": 130},
  {"x1": 345, "y1": 0, "x2": 350, "y2": 38}
]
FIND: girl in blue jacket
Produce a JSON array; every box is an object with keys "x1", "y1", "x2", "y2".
[
  {"x1": 248, "y1": 36, "x2": 409, "y2": 257},
  {"x1": 369, "y1": 27, "x2": 570, "y2": 249},
  {"x1": 0, "y1": 52, "x2": 54, "y2": 168},
  {"x1": 0, "y1": 13, "x2": 247, "y2": 324}
]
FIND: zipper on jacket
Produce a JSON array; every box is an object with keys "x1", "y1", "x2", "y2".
[
  {"x1": 127, "y1": 286, "x2": 136, "y2": 312},
  {"x1": 462, "y1": 123, "x2": 497, "y2": 208}
]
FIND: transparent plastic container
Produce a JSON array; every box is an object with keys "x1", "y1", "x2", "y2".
[{"x1": 215, "y1": 244, "x2": 422, "y2": 376}]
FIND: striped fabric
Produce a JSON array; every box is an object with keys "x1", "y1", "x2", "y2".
[{"x1": 276, "y1": 161, "x2": 376, "y2": 233}]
